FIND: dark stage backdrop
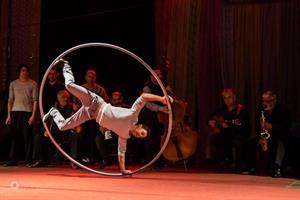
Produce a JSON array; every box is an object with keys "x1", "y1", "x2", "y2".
[
  {"x1": 0, "y1": 0, "x2": 155, "y2": 107},
  {"x1": 0, "y1": 0, "x2": 155, "y2": 160},
  {"x1": 155, "y1": 0, "x2": 300, "y2": 160},
  {"x1": 40, "y1": 0, "x2": 155, "y2": 104},
  {"x1": 0, "y1": 0, "x2": 41, "y2": 160}
]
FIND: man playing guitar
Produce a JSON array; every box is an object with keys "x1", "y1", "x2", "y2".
[{"x1": 208, "y1": 88, "x2": 250, "y2": 172}]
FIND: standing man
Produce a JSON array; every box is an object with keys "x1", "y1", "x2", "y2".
[
  {"x1": 30, "y1": 67, "x2": 64, "y2": 167},
  {"x1": 42, "y1": 66, "x2": 65, "y2": 112},
  {"x1": 81, "y1": 70, "x2": 109, "y2": 102},
  {"x1": 5, "y1": 64, "x2": 38, "y2": 166}
]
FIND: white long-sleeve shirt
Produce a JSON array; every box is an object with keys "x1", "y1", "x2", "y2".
[{"x1": 96, "y1": 95, "x2": 145, "y2": 155}]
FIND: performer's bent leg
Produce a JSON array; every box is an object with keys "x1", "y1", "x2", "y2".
[
  {"x1": 50, "y1": 107, "x2": 91, "y2": 131},
  {"x1": 62, "y1": 63, "x2": 103, "y2": 105}
]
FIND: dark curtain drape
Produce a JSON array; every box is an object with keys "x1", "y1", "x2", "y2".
[
  {"x1": 0, "y1": 0, "x2": 41, "y2": 87},
  {"x1": 0, "y1": 0, "x2": 41, "y2": 148},
  {"x1": 155, "y1": 0, "x2": 300, "y2": 161},
  {"x1": 0, "y1": 0, "x2": 10, "y2": 93}
]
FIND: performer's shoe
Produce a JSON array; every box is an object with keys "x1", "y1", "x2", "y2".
[
  {"x1": 43, "y1": 107, "x2": 56, "y2": 122},
  {"x1": 53, "y1": 58, "x2": 69, "y2": 69}
]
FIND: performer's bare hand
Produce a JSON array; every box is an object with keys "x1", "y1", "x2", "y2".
[
  {"x1": 161, "y1": 95, "x2": 173, "y2": 105},
  {"x1": 161, "y1": 96, "x2": 168, "y2": 105},
  {"x1": 5, "y1": 116, "x2": 11, "y2": 125},
  {"x1": 121, "y1": 169, "x2": 132, "y2": 175}
]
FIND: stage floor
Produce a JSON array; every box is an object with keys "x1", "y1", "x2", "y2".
[{"x1": 0, "y1": 166, "x2": 299, "y2": 200}]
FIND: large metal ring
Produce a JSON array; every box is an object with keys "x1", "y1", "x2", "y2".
[{"x1": 39, "y1": 43, "x2": 172, "y2": 176}]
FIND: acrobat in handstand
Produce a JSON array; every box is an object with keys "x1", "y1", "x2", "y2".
[{"x1": 43, "y1": 59, "x2": 171, "y2": 174}]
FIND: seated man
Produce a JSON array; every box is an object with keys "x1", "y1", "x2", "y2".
[
  {"x1": 43, "y1": 59, "x2": 171, "y2": 174},
  {"x1": 32, "y1": 89, "x2": 73, "y2": 167},
  {"x1": 255, "y1": 91, "x2": 290, "y2": 178},
  {"x1": 208, "y1": 88, "x2": 250, "y2": 172}
]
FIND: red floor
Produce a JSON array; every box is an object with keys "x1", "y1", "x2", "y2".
[{"x1": 0, "y1": 166, "x2": 299, "y2": 200}]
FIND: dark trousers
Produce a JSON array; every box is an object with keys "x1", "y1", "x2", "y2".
[
  {"x1": 70, "y1": 131, "x2": 82, "y2": 160},
  {"x1": 32, "y1": 133, "x2": 46, "y2": 161},
  {"x1": 210, "y1": 133, "x2": 247, "y2": 170},
  {"x1": 81, "y1": 120, "x2": 99, "y2": 161},
  {"x1": 256, "y1": 138, "x2": 286, "y2": 175},
  {"x1": 95, "y1": 133, "x2": 108, "y2": 161},
  {"x1": 9, "y1": 111, "x2": 33, "y2": 163},
  {"x1": 141, "y1": 116, "x2": 164, "y2": 163},
  {"x1": 32, "y1": 130, "x2": 81, "y2": 164},
  {"x1": 95, "y1": 132, "x2": 119, "y2": 162}
]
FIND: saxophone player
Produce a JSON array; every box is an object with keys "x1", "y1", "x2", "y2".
[{"x1": 255, "y1": 91, "x2": 291, "y2": 178}]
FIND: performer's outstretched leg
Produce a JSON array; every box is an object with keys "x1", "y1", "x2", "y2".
[
  {"x1": 43, "y1": 59, "x2": 105, "y2": 131},
  {"x1": 62, "y1": 62, "x2": 98, "y2": 106},
  {"x1": 49, "y1": 107, "x2": 90, "y2": 131}
]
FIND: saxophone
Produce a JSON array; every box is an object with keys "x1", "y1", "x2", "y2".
[{"x1": 260, "y1": 110, "x2": 270, "y2": 151}]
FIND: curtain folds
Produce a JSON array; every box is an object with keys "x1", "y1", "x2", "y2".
[{"x1": 155, "y1": 0, "x2": 300, "y2": 160}]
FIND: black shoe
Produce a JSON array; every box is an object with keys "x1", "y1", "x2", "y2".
[
  {"x1": 152, "y1": 162, "x2": 165, "y2": 170},
  {"x1": 82, "y1": 157, "x2": 91, "y2": 164},
  {"x1": 98, "y1": 160, "x2": 108, "y2": 169},
  {"x1": 26, "y1": 163, "x2": 32, "y2": 167},
  {"x1": 241, "y1": 168, "x2": 256, "y2": 175},
  {"x1": 273, "y1": 168, "x2": 282, "y2": 178},
  {"x1": 3, "y1": 161, "x2": 18, "y2": 167},
  {"x1": 70, "y1": 161, "x2": 79, "y2": 169},
  {"x1": 53, "y1": 58, "x2": 69, "y2": 69},
  {"x1": 30, "y1": 161, "x2": 46, "y2": 168}
]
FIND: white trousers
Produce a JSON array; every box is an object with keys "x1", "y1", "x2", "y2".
[{"x1": 50, "y1": 64, "x2": 105, "y2": 131}]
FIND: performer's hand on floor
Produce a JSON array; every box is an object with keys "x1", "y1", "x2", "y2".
[{"x1": 121, "y1": 169, "x2": 132, "y2": 175}]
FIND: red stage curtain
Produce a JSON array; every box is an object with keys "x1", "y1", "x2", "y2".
[{"x1": 155, "y1": 0, "x2": 300, "y2": 160}]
